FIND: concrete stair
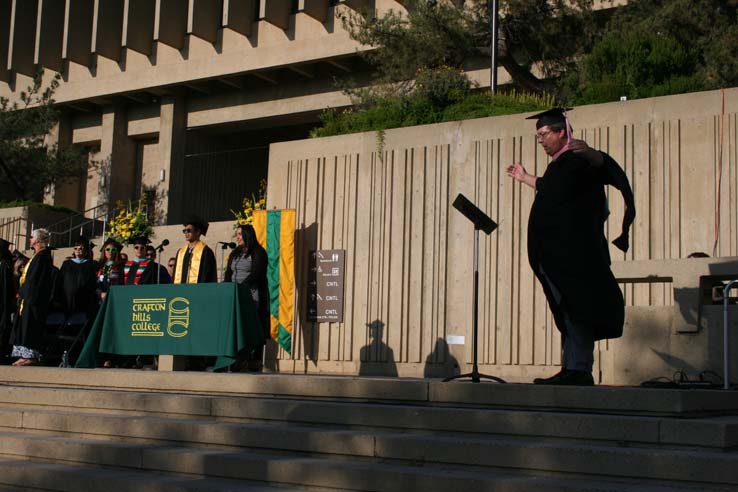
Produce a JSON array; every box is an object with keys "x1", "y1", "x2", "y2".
[{"x1": 0, "y1": 368, "x2": 735, "y2": 492}]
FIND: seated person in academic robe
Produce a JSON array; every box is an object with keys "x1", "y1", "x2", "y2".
[
  {"x1": 123, "y1": 236, "x2": 158, "y2": 286},
  {"x1": 0, "y1": 238, "x2": 17, "y2": 360},
  {"x1": 145, "y1": 245, "x2": 172, "y2": 284},
  {"x1": 59, "y1": 236, "x2": 99, "y2": 317},
  {"x1": 172, "y1": 216, "x2": 217, "y2": 284},
  {"x1": 10, "y1": 229, "x2": 54, "y2": 366}
]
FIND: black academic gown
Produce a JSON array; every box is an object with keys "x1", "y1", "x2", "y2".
[
  {"x1": 176, "y1": 246, "x2": 217, "y2": 284},
  {"x1": 60, "y1": 259, "x2": 98, "y2": 315},
  {"x1": 11, "y1": 249, "x2": 53, "y2": 351},
  {"x1": 123, "y1": 260, "x2": 158, "y2": 286},
  {"x1": 0, "y1": 260, "x2": 16, "y2": 351},
  {"x1": 528, "y1": 150, "x2": 634, "y2": 341}
]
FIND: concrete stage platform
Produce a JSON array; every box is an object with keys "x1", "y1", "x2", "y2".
[{"x1": 0, "y1": 367, "x2": 736, "y2": 491}]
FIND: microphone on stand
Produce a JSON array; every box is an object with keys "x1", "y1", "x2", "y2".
[
  {"x1": 154, "y1": 239, "x2": 170, "y2": 252},
  {"x1": 153, "y1": 239, "x2": 169, "y2": 284},
  {"x1": 217, "y1": 242, "x2": 236, "y2": 282}
]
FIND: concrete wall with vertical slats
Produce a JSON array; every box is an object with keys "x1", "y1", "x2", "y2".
[{"x1": 266, "y1": 88, "x2": 738, "y2": 382}]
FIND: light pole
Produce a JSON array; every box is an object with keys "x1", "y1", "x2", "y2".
[{"x1": 490, "y1": 0, "x2": 499, "y2": 93}]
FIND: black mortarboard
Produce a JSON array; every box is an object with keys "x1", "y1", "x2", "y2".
[
  {"x1": 100, "y1": 237, "x2": 123, "y2": 252},
  {"x1": 130, "y1": 236, "x2": 151, "y2": 245},
  {"x1": 11, "y1": 249, "x2": 28, "y2": 260},
  {"x1": 526, "y1": 107, "x2": 572, "y2": 129},
  {"x1": 0, "y1": 238, "x2": 13, "y2": 250},
  {"x1": 183, "y1": 215, "x2": 209, "y2": 236}
]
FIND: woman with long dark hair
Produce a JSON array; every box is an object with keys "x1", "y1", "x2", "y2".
[
  {"x1": 96, "y1": 237, "x2": 124, "y2": 302},
  {"x1": 224, "y1": 224, "x2": 269, "y2": 371}
]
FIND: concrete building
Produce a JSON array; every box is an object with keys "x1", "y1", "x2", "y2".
[
  {"x1": 0, "y1": 0, "x2": 426, "y2": 224},
  {"x1": 0, "y1": 0, "x2": 622, "y2": 224}
]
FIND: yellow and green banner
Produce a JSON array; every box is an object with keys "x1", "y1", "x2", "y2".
[{"x1": 252, "y1": 209, "x2": 295, "y2": 354}]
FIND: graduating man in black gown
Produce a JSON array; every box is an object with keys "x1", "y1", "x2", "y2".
[
  {"x1": 507, "y1": 108, "x2": 635, "y2": 386},
  {"x1": 172, "y1": 216, "x2": 217, "y2": 284}
]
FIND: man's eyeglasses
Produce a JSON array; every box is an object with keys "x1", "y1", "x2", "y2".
[
  {"x1": 182, "y1": 228, "x2": 193, "y2": 233},
  {"x1": 104, "y1": 248, "x2": 118, "y2": 253},
  {"x1": 73, "y1": 246, "x2": 83, "y2": 250},
  {"x1": 133, "y1": 245, "x2": 145, "y2": 250},
  {"x1": 535, "y1": 130, "x2": 553, "y2": 141}
]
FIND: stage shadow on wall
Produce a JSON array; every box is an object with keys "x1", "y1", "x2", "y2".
[
  {"x1": 359, "y1": 320, "x2": 398, "y2": 377},
  {"x1": 423, "y1": 338, "x2": 460, "y2": 379}
]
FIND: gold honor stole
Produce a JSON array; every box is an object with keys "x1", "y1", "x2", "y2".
[
  {"x1": 252, "y1": 209, "x2": 295, "y2": 354},
  {"x1": 18, "y1": 251, "x2": 38, "y2": 315},
  {"x1": 174, "y1": 240, "x2": 207, "y2": 284}
]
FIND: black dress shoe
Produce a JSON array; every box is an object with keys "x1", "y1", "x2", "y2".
[
  {"x1": 533, "y1": 369, "x2": 568, "y2": 384},
  {"x1": 533, "y1": 369, "x2": 594, "y2": 386}
]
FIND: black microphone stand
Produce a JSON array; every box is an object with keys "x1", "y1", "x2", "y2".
[
  {"x1": 444, "y1": 194, "x2": 506, "y2": 384},
  {"x1": 156, "y1": 241, "x2": 168, "y2": 284},
  {"x1": 219, "y1": 242, "x2": 229, "y2": 282}
]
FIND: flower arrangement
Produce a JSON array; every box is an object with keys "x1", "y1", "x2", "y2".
[
  {"x1": 107, "y1": 196, "x2": 153, "y2": 244},
  {"x1": 232, "y1": 179, "x2": 267, "y2": 227}
]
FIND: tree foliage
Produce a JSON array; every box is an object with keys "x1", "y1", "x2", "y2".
[
  {"x1": 0, "y1": 72, "x2": 89, "y2": 201},
  {"x1": 339, "y1": 0, "x2": 595, "y2": 99},
  {"x1": 563, "y1": 0, "x2": 738, "y2": 103}
]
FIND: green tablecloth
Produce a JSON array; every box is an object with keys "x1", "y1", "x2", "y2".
[{"x1": 76, "y1": 282, "x2": 264, "y2": 370}]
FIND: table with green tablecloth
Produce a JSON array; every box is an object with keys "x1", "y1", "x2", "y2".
[{"x1": 76, "y1": 282, "x2": 264, "y2": 370}]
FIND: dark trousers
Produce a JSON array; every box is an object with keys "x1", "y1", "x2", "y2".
[{"x1": 539, "y1": 265, "x2": 595, "y2": 373}]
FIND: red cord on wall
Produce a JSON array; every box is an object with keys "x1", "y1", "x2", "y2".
[{"x1": 713, "y1": 88, "x2": 725, "y2": 257}]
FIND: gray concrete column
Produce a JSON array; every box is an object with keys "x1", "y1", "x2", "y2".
[
  {"x1": 92, "y1": 0, "x2": 124, "y2": 61},
  {"x1": 0, "y1": 0, "x2": 11, "y2": 82},
  {"x1": 8, "y1": 0, "x2": 38, "y2": 75},
  {"x1": 188, "y1": 0, "x2": 222, "y2": 44},
  {"x1": 160, "y1": 96, "x2": 186, "y2": 225},
  {"x1": 63, "y1": 0, "x2": 94, "y2": 67},
  {"x1": 34, "y1": 0, "x2": 65, "y2": 72},
  {"x1": 101, "y1": 106, "x2": 137, "y2": 207},
  {"x1": 155, "y1": 0, "x2": 188, "y2": 50},
  {"x1": 222, "y1": 0, "x2": 256, "y2": 36},
  {"x1": 122, "y1": 0, "x2": 155, "y2": 55}
]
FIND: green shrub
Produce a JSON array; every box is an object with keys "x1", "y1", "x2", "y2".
[
  {"x1": 565, "y1": 30, "x2": 707, "y2": 104},
  {"x1": 311, "y1": 90, "x2": 555, "y2": 138}
]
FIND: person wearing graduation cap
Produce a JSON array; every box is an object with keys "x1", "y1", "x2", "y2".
[
  {"x1": 59, "y1": 236, "x2": 99, "y2": 317},
  {"x1": 123, "y1": 236, "x2": 158, "y2": 286},
  {"x1": 172, "y1": 216, "x2": 217, "y2": 284},
  {"x1": 96, "y1": 237, "x2": 124, "y2": 301},
  {"x1": 0, "y1": 238, "x2": 16, "y2": 360},
  {"x1": 10, "y1": 228, "x2": 54, "y2": 366},
  {"x1": 507, "y1": 108, "x2": 635, "y2": 386}
]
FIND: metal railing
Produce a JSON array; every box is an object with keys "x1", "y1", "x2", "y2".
[
  {"x1": 723, "y1": 280, "x2": 738, "y2": 390},
  {"x1": 0, "y1": 216, "x2": 27, "y2": 250},
  {"x1": 41, "y1": 202, "x2": 110, "y2": 249}
]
